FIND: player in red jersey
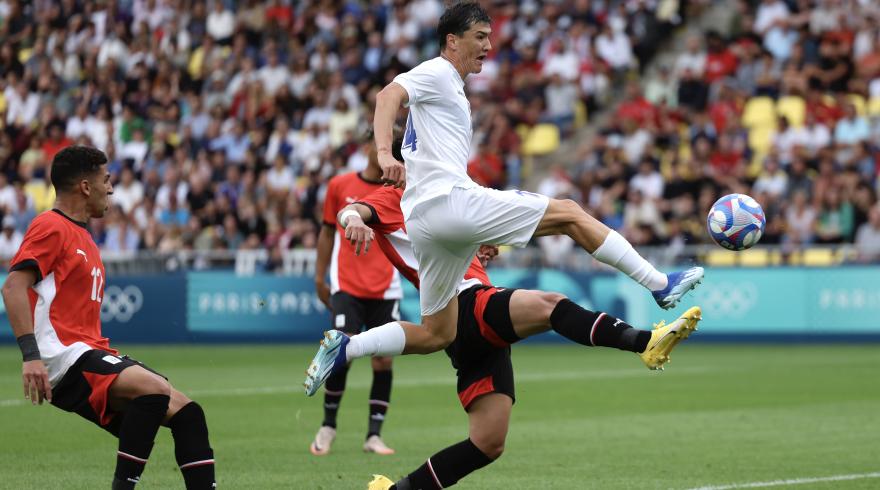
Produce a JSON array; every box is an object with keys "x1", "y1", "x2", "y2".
[
  {"x1": 311, "y1": 130, "x2": 403, "y2": 456},
  {"x1": 2, "y1": 146, "x2": 215, "y2": 490},
  {"x1": 334, "y1": 141, "x2": 703, "y2": 489}
]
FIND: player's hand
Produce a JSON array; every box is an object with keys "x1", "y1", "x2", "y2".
[
  {"x1": 477, "y1": 245, "x2": 500, "y2": 267},
  {"x1": 22, "y1": 360, "x2": 51, "y2": 405},
  {"x1": 345, "y1": 218, "x2": 374, "y2": 256},
  {"x1": 378, "y1": 151, "x2": 406, "y2": 189},
  {"x1": 315, "y1": 280, "x2": 331, "y2": 309}
]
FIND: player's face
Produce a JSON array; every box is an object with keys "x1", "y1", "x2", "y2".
[
  {"x1": 459, "y1": 22, "x2": 492, "y2": 74},
  {"x1": 87, "y1": 165, "x2": 113, "y2": 218}
]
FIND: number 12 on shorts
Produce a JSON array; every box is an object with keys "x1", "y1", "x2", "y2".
[{"x1": 90, "y1": 267, "x2": 103, "y2": 302}]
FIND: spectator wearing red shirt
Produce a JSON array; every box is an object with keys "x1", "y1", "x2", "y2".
[
  {"x1": 41, "y1": 122, "x2": 73, "y2": 163},
  {"x1": 468, "y1": 143, "x2": 506, "y2": 190},
  {"x1": 705, "y1": 31, "x2": 739, "y2": 84},
  {"x1": 616, "y1": 81, "x2": 658, "y2": 128}
]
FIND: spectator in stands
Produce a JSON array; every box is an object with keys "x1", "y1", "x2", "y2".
[
  {"x1": 815, "y1": 187, "x2": 854, "y2": 244},
  {"x1": 0, "y1": 215, "x2": 23, "y2": 266},
  {"x1": 855, "y1": 204, "x2": 880, "y2": 262}
]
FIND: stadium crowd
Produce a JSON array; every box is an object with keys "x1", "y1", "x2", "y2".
[
  {"x1": 538, "y1": 0, "x2": 880, "y2": 264},
  {"x1": 0, "y1": 0, "x2": 878, "y2": 268}
]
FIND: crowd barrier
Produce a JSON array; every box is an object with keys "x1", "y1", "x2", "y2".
[{"x1": 0, "y1": 267, "x2": 877, "y2": 343}]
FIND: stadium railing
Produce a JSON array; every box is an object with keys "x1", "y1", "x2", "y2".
[{"x1": 101, "y1": 244, "x2": 870, "y2": 276}]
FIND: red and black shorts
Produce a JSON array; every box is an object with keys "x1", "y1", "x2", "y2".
[
  {"x1": 51, "y1": 349, "x2": 166, "y2": 436},
  {"x1": 446, "y1": 285, "x2": 521, "y2": 412}
]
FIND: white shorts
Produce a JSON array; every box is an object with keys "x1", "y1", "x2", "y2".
[{"x1": 406, "y1": 186, "x2": 549, "y2": 316}]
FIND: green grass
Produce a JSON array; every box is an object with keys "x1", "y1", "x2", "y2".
[{"x1": 0, "y1": 344, "x2": 878, "y2": 489}]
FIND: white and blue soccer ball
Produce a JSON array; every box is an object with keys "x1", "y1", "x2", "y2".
[{"x1": 706, "y1": 193, "x2": 766, "y2": 251}]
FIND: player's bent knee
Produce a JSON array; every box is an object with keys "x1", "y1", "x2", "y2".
[
  {"x1": 371, "y1": 356, "x2": 393, "y2": 371},
  {"x1": 472, "y1": 434, "x2": 505, "y2": 460},
  {"x1": 540, "y1": 292, "x2": 567, "y2": 314}
]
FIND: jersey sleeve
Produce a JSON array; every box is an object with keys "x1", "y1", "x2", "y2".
[
  {"x1": 9, "y1": 216, "x2": 65, "y2": 283},
  {"x1": 356, "y1": 187, "x2": 405, "y2": 235},
  {"x1": 321, "y1": 177, "x2": 339, "y2": 227},
  {"x1": 393, "y1": 61, "x2": 449, "y2": 107}
]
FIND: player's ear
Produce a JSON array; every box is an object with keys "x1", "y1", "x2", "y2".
[
  {"x1": 79, "y1": 178, "x2": 91, "y2": 197},
  {"x1": 446, "y1": 33, "x2": 457, "y2": 52}
]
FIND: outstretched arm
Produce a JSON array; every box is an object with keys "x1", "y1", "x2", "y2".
[
  {"x1": 2, "y1": 269, "x2": 52, "y2": 405},
  {"x1": 374, "y1": 82, "x2": 408, "y2": 188},
  {"x1": 337, "y1": 203, "x2": 377, "y2": 256}
]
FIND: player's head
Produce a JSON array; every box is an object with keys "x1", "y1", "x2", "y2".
[
  {"x1": 50, "y1": 145, "x2": 114, "y2": 218},
  {"x1": 438, "y1": 2, "x2": 492, "y2": 75}
]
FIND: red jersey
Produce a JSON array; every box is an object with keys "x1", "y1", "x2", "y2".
[
  {"x1": 322, "y1": 172, "x2": 401, "y2": 300},
  {"x1": 356, "y1": 186, "x2": 492, "y2": 291},
  {"x1": 9, "y1": 210, "x2": 114, "y2": 387}
]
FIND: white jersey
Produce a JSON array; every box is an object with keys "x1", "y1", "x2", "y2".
[{"x1": 393, "y1": 57, "x2": 478, "y2": 220}]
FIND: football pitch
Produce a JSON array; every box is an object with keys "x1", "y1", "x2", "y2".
[{"x1": 0, "y1": 343, "x2": 878, "y2": 489}]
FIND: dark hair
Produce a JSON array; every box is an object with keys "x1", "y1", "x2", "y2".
[
  {"x1": 50, "y1": 145, "x2": 108, "y2": 193},
  {"x1": 438, "y1": 2, "x2": 491, "y2": 50}
]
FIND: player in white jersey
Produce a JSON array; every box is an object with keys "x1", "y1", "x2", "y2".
[{"x1": 304, "y1": 2, "x2": 704, "y2": 398}]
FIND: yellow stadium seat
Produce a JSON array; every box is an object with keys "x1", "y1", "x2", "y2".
[
  {"x1": 574, "y1": 101, "x2": 588, "y2": 129},
  {"x1": 768, "y1": 249, "x2": 783, "y2": 266},
  {"x1": 521, "y1": 124, "x2": 560, "y2": 156},
  {"x1": 847, "y1": 94, "x2": 867, "y2": 116},
  {"x1": 868, "y1": 97, "x2": 880, "y2": 117},
  {"x1": 802, "y1": 248, "x2": 835, "y2": 266},
  {"x1": 776, "y1": 96, "x2": 806, "y2": 128},
  {"x1": 739, "y1": 248, "x2": 770, "y2": 267},
  {"x1": 705, "y1": 250, "x2": 737, "y2": 266},
  {"x1": 747, "y1": 151, "x2": 767, "y2": 179},
  {"x1": 742, "y1": 97, "x2": 777, "y2": 128},
  {"x1": 748, "y1": 126, "x2": 775, "y2": 154}
]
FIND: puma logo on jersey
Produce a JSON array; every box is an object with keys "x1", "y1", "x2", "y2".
[
  {"x1": 345, "y1": 197, "x2": 358, "y2": 204},
  {"x1": 76, "y1": 249, "x2": 88, "y2": 261}
]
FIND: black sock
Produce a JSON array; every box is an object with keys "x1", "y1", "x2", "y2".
[
  {"x1": 368, "y1": 370, "x2": 392, "y2": 438},
  {"x1": 168, "y1": 402, "x2": 215, "y2": 490},
  {"x1": 322, "y1": 363, "x2": 349, "y2": 429},
  {"x1": 114, "y1": 394, "x2": 170, "y2": 489},
  {"x1": 395, "y1": 439, "x2": 494, "y2": 489},
  {"x1": 550, "y1": 299, "x2": 651, "y2": 353}
]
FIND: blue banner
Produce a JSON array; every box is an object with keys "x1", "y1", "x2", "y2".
[
  {"x1": 0, "y1": 273, "x2": 187, "y2": 342},
  {"x1": 0, "y1": 267, "x2": 878, "y2": 343},
  {"x1": 186, "y1": 272, "x2": 329, "y2": 341}
]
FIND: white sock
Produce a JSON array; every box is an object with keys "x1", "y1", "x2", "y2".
[
  {"x1": 345, "y1": 322, "x2": 406, "y2": 361},
  {"x1": 591, "y1": 230, "x2": 668, "y2": 291}
]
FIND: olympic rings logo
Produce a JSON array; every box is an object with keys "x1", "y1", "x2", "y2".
[
  {"x1": 693, "y1": 282, "x2": 759, "y2": 318},
  {"x1": 100, "y1": 285, "x2": 144, "y2": 323}
]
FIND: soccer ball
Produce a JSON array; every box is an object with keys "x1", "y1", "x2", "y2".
[{"x1": 706, "y1": 193, "x2": 766, "y2": 251}]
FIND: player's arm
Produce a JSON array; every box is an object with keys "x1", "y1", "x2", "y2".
[
  {"x1": 374, "y1": 82, "x2": 408, "y2": 189},
  {"x1": 337, "y1": 203, "x2": 376, "y2": 256},
  {"x1": 1, "y1": 268, "x2": 52, "y2": 405}
]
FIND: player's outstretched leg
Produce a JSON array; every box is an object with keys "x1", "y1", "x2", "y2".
[
  {"x1": 305, "y1": 302, "x2": 457, "y2": 396},
  {"x1": 164, "y1": 390, "x2": 216, "y2": 490},
  {"x1": 505, "y1": 290, "x2": 701, "y2": 369},
  {"x1": 534, "y1": 198, "x2": 703, "y2": 309}
]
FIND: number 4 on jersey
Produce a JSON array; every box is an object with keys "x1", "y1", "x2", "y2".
[{"x1": 403, "y1": 115, "x2": 418, "y2": 152}]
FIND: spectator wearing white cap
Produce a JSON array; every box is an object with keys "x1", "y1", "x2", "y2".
[{"x1": 0, "y1": 215, "x2": 23, "y2": 265}]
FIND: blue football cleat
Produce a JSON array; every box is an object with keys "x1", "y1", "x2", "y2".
[
  {"x1": 303, "y1": 330, "x2": 349, "y2": 396},
  {"x1": 652, "y1": 267, "x2": 704, "y2": 310}
]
